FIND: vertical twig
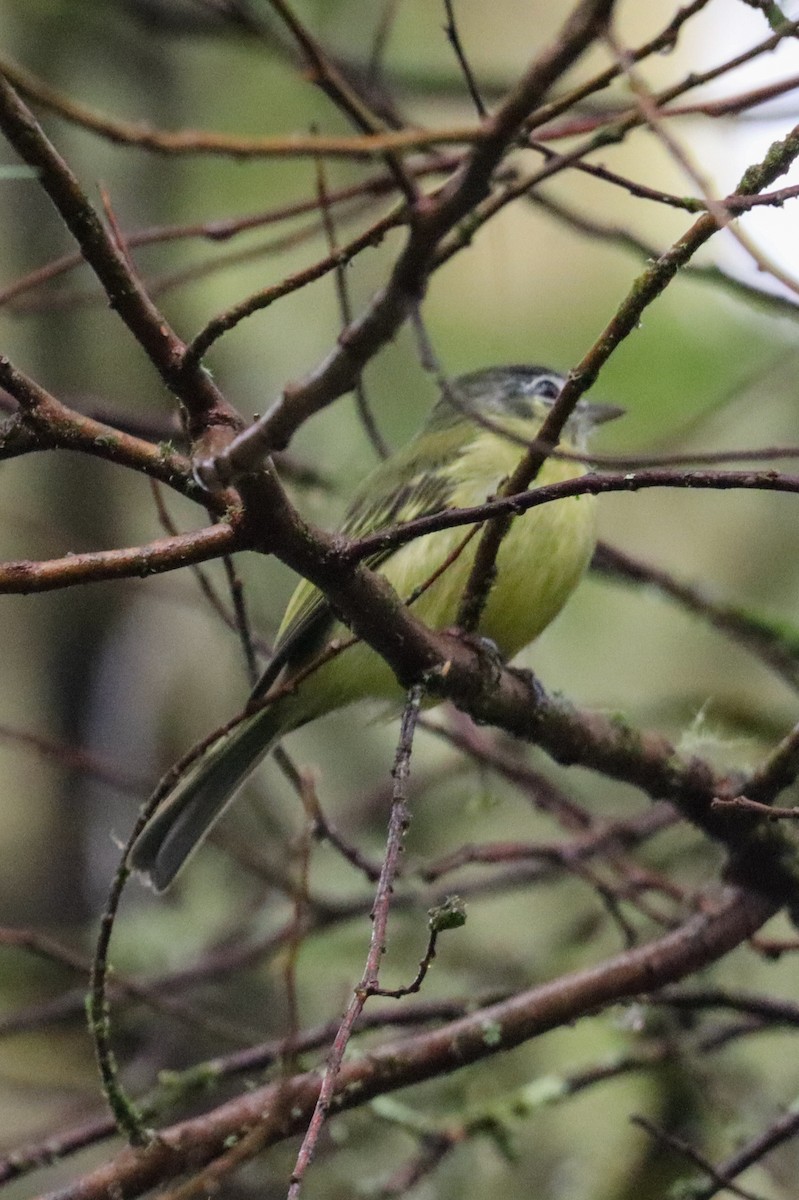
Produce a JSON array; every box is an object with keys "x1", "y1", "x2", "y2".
[
  {"x1": 314, "y1": 151, "x2": 390, "y2": 459},
  {"x1": 281, "y1": 786, "x2": 315, "y2": 1075},
  {"x1": 266, "y1": 0, "x2": 420, "y2": 204},
  {"x1": 88, "y1": 847, "x2": 152, "y2": 1147},
  {"x1": 287, "y1": 684, "x2": 423, "y2": 1199},
  {"x1": 149, "y1": 479, "x2": 272, "y2": 663},
  {"x1": 369, "y1": 0, "x2": 404, "y2": 80},
  {"x1": 221, "y1": 555, "x2": 259, "y2": 685}
]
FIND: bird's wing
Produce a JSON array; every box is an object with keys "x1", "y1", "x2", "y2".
[{"x1": 250, "y1": 450, "x2": 458, "y2": 700}]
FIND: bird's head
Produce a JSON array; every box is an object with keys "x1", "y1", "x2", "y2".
[{"x1": 431, "y1": 365, "x2": 623, "y2": 450}]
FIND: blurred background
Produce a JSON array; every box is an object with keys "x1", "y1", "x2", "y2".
[{"x1": 1, "y1": 1, "x2": 799, "y2": 1197}]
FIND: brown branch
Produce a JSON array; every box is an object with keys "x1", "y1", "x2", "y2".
[
  {"x1": 192, "y1": 0, "x2": 617, "y2": 482},
  {"x1": 593, "y1": 542, "x2": 799, "y2": 690},
  {"x1": 171, "y1": 462, "x2": 799, "y2": 905},
  {"x1": 631, "y1": 1116, "x2": 767, "y2": 1200},
  {"x1": 0, "y1": 53, "x2": 479, "y2": 158},
  {"x1": 655, "y1": 985, "x2": 799, "y2": 1027},
  {"x1": 668, "y1": 70, "x2": 799, "y2": 119},
  {"x1": 287, "y1": 684, "x2": 422, "y2": 1198},
  {"x1": 314, "y1": 153, "x2": 389, "y2": 459},
  {"x1": 265, "y1": 0, "x2": 420, "y2": 203},
  {"x1": 0, "y1": 2, "x2": 720, "y2": 168},
  {"x1": 0, "y1": 927, "x2": 261, "y2": 1051},
  {"x1": 15, "y1": 201, "x2": 380, "y2": 314},
  {"x1": 0, "y1": 726, "x2": 145, "y2": 793},
  {"x1": 0, "y1": 71, "x2": 240, "y2": 440},
  {"x1": 607, "y1": 27, "x2": 799, "y2": 300},
  {"x1": 38, "y1": 887, "x2": 775, "y2": 1200},
  {"x1": 455, "y1": 119, "x2": 799, "y2": 633},
  {"x1": 688, "y1": 1108, "x2": 799, "y2": 1200},
  {"x1": 0, "y1": 166, "x2": 454, "y2": 309},
  {"x1": 537, "y1": 14, "x2": 799, "y2": 139},
  {"x1": 182, "y1": 206, "x2": 404, "y2": 369},
  {"x1": 346, "y1": 467, "x2": 799, "y2": 564},
  {"x1": 713, "y1": 794, "x2": 799, "y2": 819},
  {"x1": 420, "y1": 809, "x2": 675, "y2": 888},
  {"x1": 0, "y1": 356, "x2": 210, "y2": 503},
  {"x1": 525, "y1": 0, "x2": 712, "y2": 131},
  {"x1": 443, "y1": 0, "x2": 487, "y2": 118},
  {"x1": 0, "y1": 997, "x2": 503, "y2": 1187},
  {"x1": 0, "y1": 525, "x2": 239, "y2": 595},
  {"x1": 736, "y1": 719, "x2": 799, "y2": 805},
  {"x1": 148, "y1": 480, "x2": 269, "y2": 658}
]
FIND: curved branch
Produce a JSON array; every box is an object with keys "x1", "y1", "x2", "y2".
[
  {"x1": 39, "y1": 887, "x2": 774, "y2": 1200},
  {"x1": 0, "y1": 52, "x2": 479, "y2": 158},
  {"x1": 0, "y1": 356, "x2": 213, "y2": 504},
  {"x1": 216, "y1": 465, "x2": 799, "y2": 905}
]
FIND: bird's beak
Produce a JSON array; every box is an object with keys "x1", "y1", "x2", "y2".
[{"x1": 588, "y1": 402, "x2": 626, "y2": 425}]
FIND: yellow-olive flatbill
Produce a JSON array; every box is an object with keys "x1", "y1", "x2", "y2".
[{"x1": 131, "y1": 366, "x2": 622, "y2": 890}]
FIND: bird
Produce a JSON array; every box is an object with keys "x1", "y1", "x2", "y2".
[{"x1": 131, "y1": 365, "x2": 622, "y2": 890}]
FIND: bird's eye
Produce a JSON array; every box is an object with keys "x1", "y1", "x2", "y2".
[{"x1": 534, "y1": 377, "x2": 561, "y2": 401}]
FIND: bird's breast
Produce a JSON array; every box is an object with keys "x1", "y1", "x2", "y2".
[{"x1": 382, "y1": 438, "x2": 597, "y2": 661}]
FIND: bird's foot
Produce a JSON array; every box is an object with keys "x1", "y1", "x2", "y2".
[
  {"x1": 442, "y1": 629, "x2": 505, "y2": 691},
  {"x1": 506, "y1": 663, "x2": 547, "y2": 707}
]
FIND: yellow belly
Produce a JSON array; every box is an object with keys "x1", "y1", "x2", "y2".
[
  {"x1": 290, "y1": 447, "x2": 596, "y2": 721},
  {"x1": 385, "y1": 466, "x2": 596, "y2": 660}
]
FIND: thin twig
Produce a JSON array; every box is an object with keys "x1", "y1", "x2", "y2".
[
  {"x1": 454, "y1": 120, "x2": 799, "y2": 634},
  {"x1": 606, "y1": 27, "x2": 799, "y2": 300},
  {"x1": 314, "y1": 151, "x2": 389, "y2": 459},
  {"x1": 593, "y1": 542, "x2": 799, "y2": 690},
  {"x1": 691, "y1": 1108, "x2": 799, "y2": 1200},
  {"x1": 631, "y1": 1115, "x2": 768, "y2": 1200},
  {"x1": 193, "y1": 0, "x2": 618, "y2": 482},
  {"x1": 287, "y1": 683, "x2": 423, "y2": 1198},
  {"x1": 443, "y1": 1, "x2": 487, "y2": 117},
  {"x1": 222, "y1": 554, "x2": 261, "y2": 685},
  {"x1": 713, "y1": 794, "x2": 799, "y2": 819}
]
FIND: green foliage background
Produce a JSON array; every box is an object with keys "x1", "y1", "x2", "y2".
[{"x1": 1, "y1": 2, "x2": 799, "y2": 1197}]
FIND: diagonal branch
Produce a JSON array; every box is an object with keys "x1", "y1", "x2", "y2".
[
  {"x1": 192, "y1": 0, "x2": 617, "y2": 485},
  {"x1": 39, "y1": 886, "x2": 775, "y2": 1200},
  {"x1": 0, "y1": 72, "x2": 240, "y2": 440},
  {"x1": 455, "y1": 119, "x2": 799, "y2": 631}
]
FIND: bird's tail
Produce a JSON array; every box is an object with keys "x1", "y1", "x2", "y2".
[{"x1": 130, "y1": 703, "x2": 286, "y2": 892}]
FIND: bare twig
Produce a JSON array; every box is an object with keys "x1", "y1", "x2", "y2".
[
  {"x1": 192, "y1": 0, "x2": 618, "y2": 483},
  {"x1": 443, "y1": 1, "x2": 487, "y2": 117},
  {"x1": 631, "y1": 1115, "x2": 768, "y2": 1200},
  {"x1": 287, "y1": 683, "x2": 423, "y2": 1198},
  {"x1": 314, "y1": 153, "x2": 389, "y2": 459},
  {"x1": 455, "y1": 121, "x2": 799, "y2": 634}
]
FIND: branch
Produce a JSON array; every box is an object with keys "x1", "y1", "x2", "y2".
[
  {"x1": 0, "y1": 71, "x2": 240, "y2": 439},
  {"x1": 0, "y1": 525, "x2": 239, "y2": 594},
  {"x1": 345, "y1": 467, "x2": 799, "y2": 563},
  {"x1": 0, "y1": 53, "x2": 479, "y2": 159},
  {"x1": 0, "y1": 356, "x2": 211, "y2": 504},
  {"x1": 38, "y1": 887, "x2": 774, "y2": 1200},
  {"x1": 287, "y1": 685, "x2": 422, "y2": 1198},
  {"x1": 455, "y1": 119, "x2": 799, "y2": 631},
  {"x1": 593, "y1": 542, "x2": 799, "y2": 690},
  {"x1": 192, "y1": 0, "x2": 617, "y2": 483},
  {"x1": 179, "y1": 464, "x2": 799, "y2": 906}
]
